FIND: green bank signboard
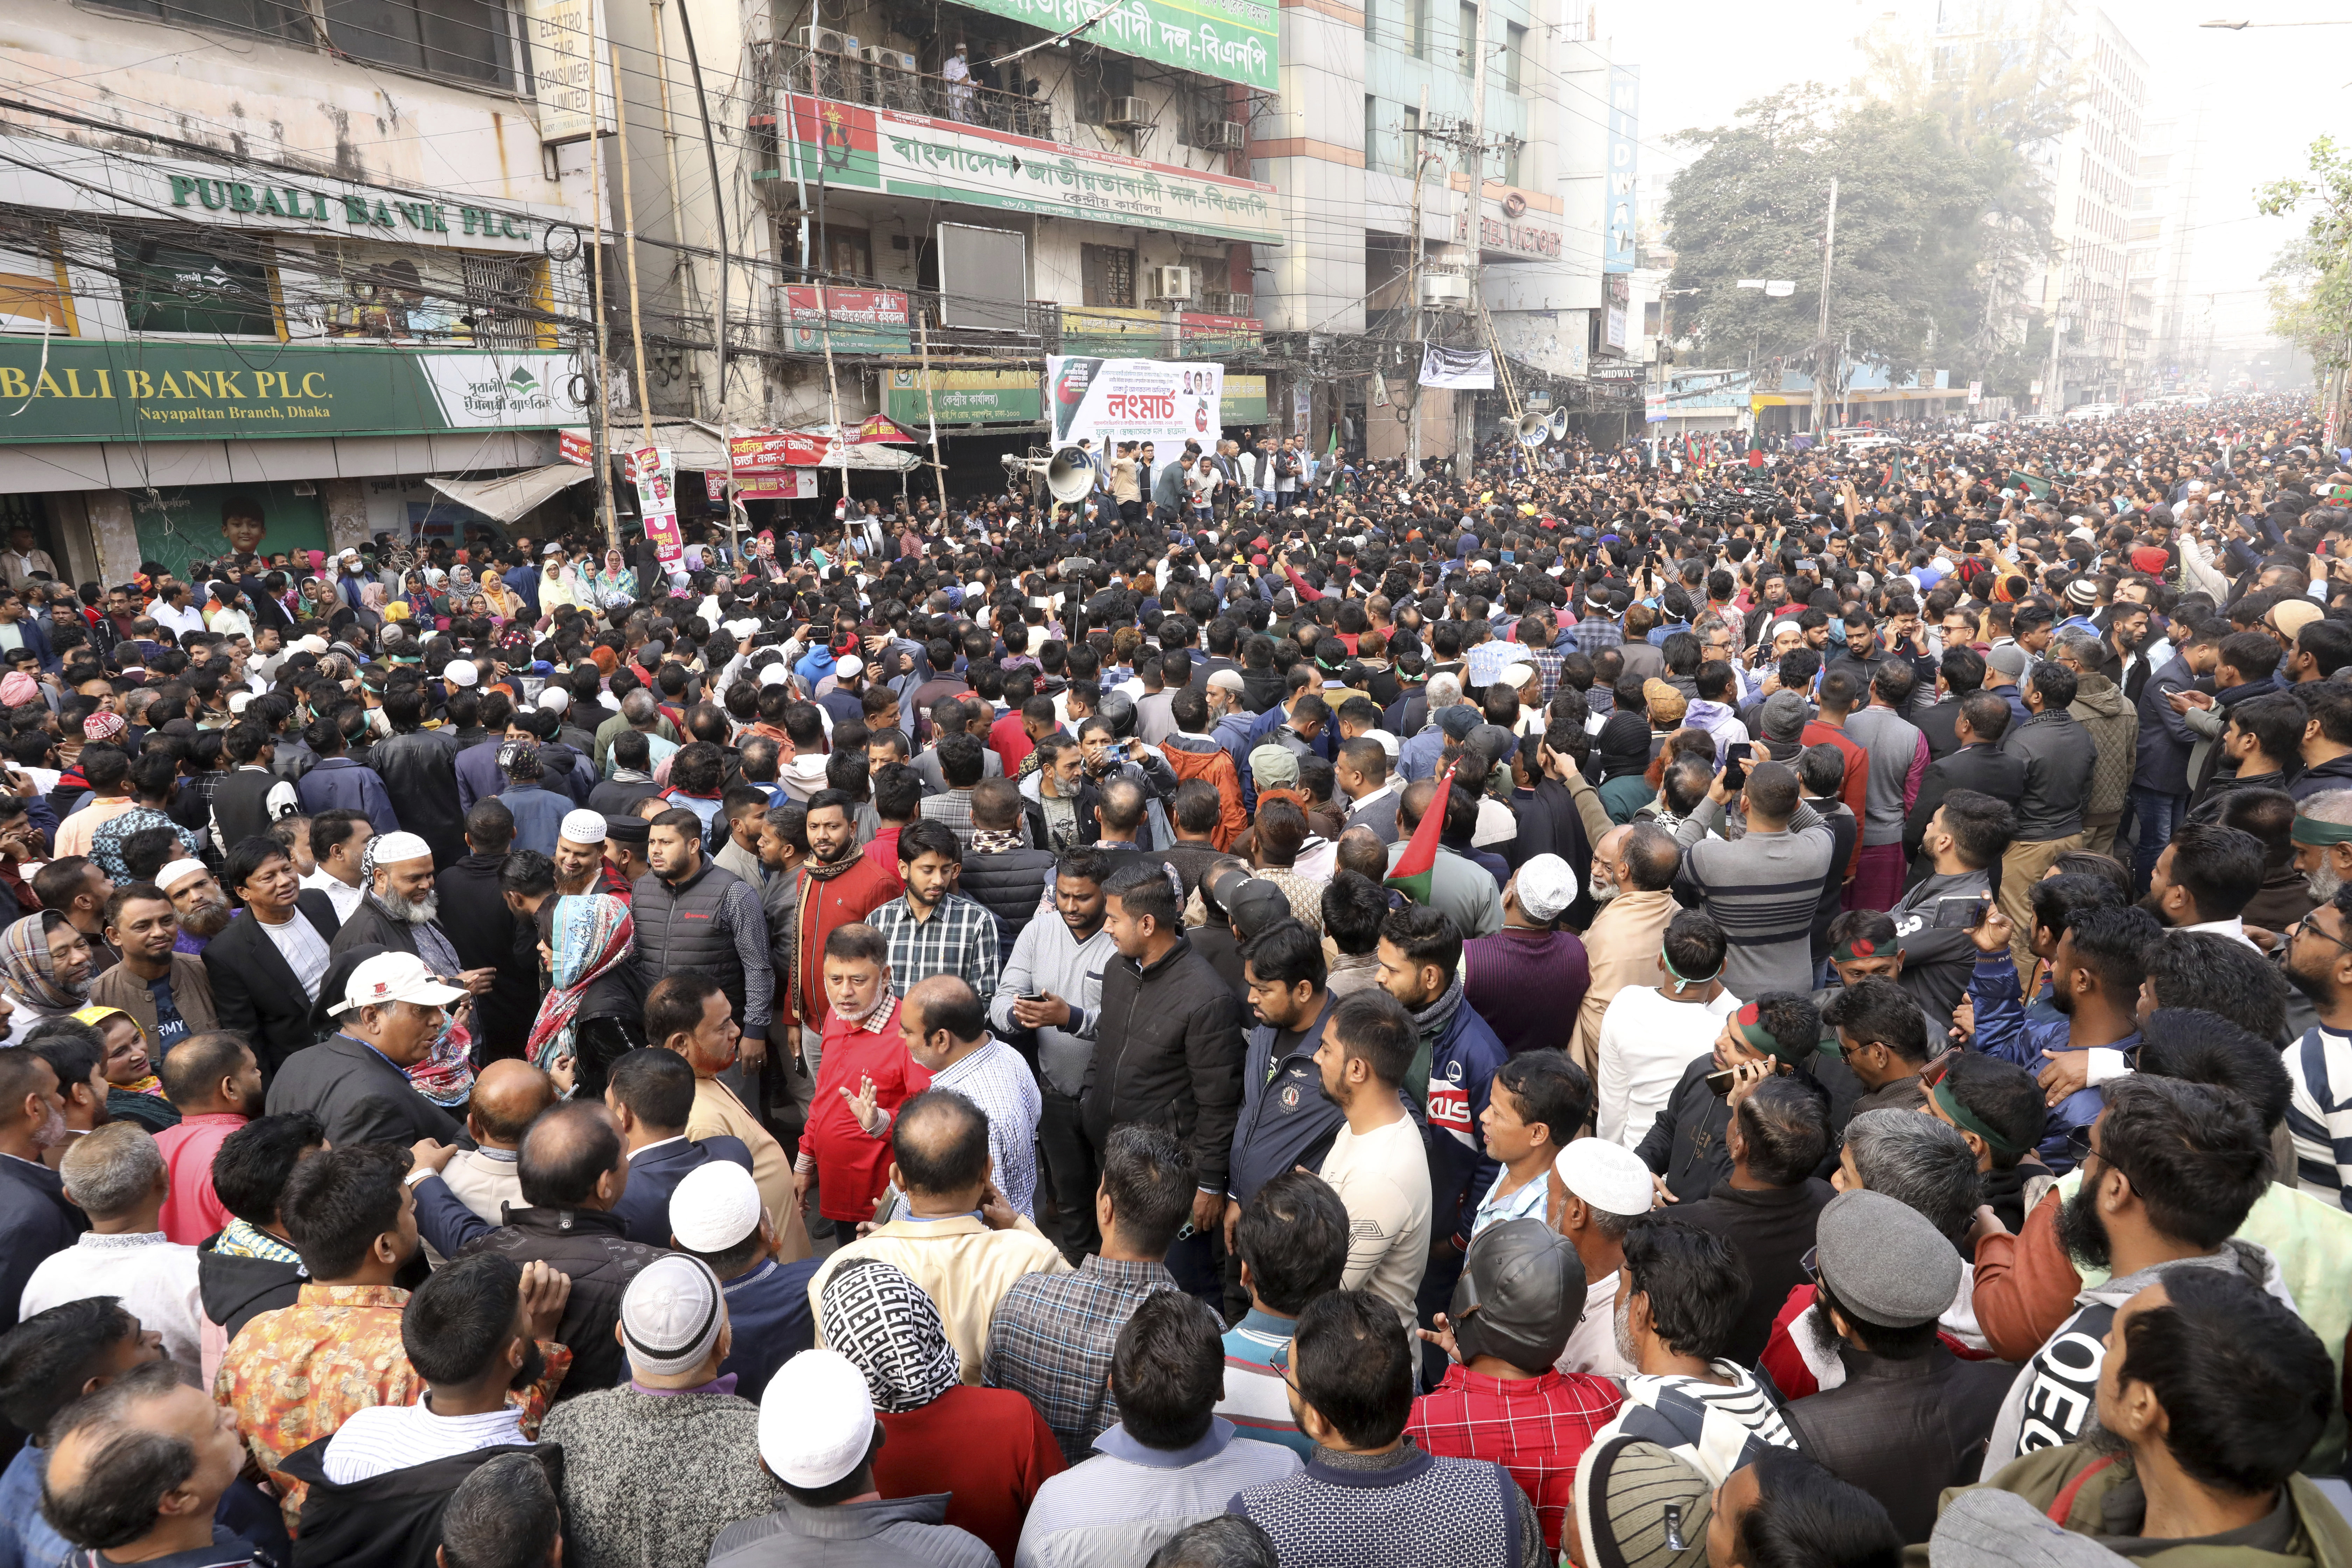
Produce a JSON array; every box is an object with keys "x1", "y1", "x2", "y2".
[
  {"x1": 0, "y1": 341, "x2": 587, "y2": 442},
  {"x1": 886, "y1": 368, "x2": 1044, "y2": 426}
]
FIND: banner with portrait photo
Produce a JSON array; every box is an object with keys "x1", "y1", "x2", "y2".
[
  {"x1": 1417, "y1": 345, "x2": 1495, "y2": 390},
  {"x1": 1045, "y1": 356, "x2": 1224, "y2": 453}
]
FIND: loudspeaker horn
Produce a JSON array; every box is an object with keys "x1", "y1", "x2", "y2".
[
  {"x1": 1516, "y1": 411, "x2": 1550, "y2": 447},
  {"x1": 1549, "y1": 409, "x2": 1569, "y2": 440},
  {"x1": 1044, "y1": 447, "x2": 1095, "y2": 503}
]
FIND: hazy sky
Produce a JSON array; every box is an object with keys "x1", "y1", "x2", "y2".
[{"x1": 1598, "y1": 0, "x2": 2342, "y2": 368}]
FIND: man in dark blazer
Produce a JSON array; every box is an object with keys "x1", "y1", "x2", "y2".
[
  {"x1": 0, "y1": 1050, "x2": 86, "y2": 1344},
  {"x1": 601, "y1": 1046, "x2": 754, "y2": 1248},
  {"x1": 1337, "y1": 736, "x2": 1403, "y2": 845},
  {"x1": 265, "y1": 949, "x2": 469, "y2": 1149},
  {"x1": 204, "y1": 835, "x2": 342, "y2": 1078},
  {"x1": 1910, "y1": 646, "x2": 1985, "y2": 764},
  {"x1": 1902, "y1": 691, "x2": 2029, "y2": 876}
]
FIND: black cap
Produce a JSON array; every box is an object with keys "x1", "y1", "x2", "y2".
[
  {"x1": 1450, "y1": 1217, "x2": 1587, "y2": 1372},
  {"x1": 603, "y1": 814, "x2": 651, "y2": 845}
]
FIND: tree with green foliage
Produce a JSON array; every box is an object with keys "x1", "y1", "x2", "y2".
[{"x1": 2258, "y1": 137, "x2": 2352, "y2": 381}]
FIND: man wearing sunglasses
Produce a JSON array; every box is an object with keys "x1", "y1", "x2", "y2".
[{"x1": 1978, "y1": 1076, "x2": 2282, "y2": 1474}]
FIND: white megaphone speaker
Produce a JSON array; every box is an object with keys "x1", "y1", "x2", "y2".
[
  {"x1": 1549, "y1": 409, "x2": 1569, "y2": 440},
  {"x1": 1516, "y1": 411, "x2": 1550, "y2": 447},
  {"x1": 999, "y1": 448, "x2": 1097, "y2": 505}
]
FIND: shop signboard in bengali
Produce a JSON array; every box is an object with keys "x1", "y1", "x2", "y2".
[
  {"x1": 941, "y1": 0, "x2": 1273, "y2": 89},
  {"x1": 1060, "y1": 306, "x2": 1166, "y2": 358},
  {"x1": 736, "y1": 471, "x2": 819, "y2": 500},
  {"x1": 630, "y1": 445, "x2": 683, "y2": 565},
  {"x1": 782, "y1": 100, "x2": 1279, "y2": 246},
  {"x1": 559, "y1": 428, "x2": 595, "y2": 466},
  {"x1": 728, "y1": 432, "x2": 832, "y2": 472},
  {"x1": 778, "y1": 286, "x2": 912, "y2": 354},
  {"x1": 885, "y1": 368, "x2": 1044, "y2": 427},
  {"x1": 1221, "y1": 374, "x2": 1266, "y2": 425},
  {"x1": 0, "y1": 340, "x2": 586, "y2": 442},
  {"x1": 1047, "y1": 356, "x2": 1222, "y2": 450},
  {"x1": 1179, "y1": 312, "x2": 1262, "y2": 356}
]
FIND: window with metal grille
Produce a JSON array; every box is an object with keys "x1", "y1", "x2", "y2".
[
  {"x1": 323, "y1": 0, "x2": 519, "y2": 87},
  {"x1": 1081, "y1": 244, "x2": 1135, "y2": 308},
  {"x1": 461, "y1": 254, "x2": 541, "y2": 347}
]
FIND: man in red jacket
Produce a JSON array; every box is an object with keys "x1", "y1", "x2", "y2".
[{"x1": 785, "y1": 788, "x2": 902, "y2": 1133}]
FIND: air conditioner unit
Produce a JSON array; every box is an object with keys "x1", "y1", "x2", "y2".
[
  {"x1": 792, "y1": 25, "x2": 851, "y2": 53},
  {"x1": 1200, "y1": 120, "x2": 1246, "y2": 151},
  {"x1": 1149, "y1": 266, "x2": 1193, "y2": 301},
  {"x1": 861, "y1": 46, "x2": 916, "y2": 71},
  {"x1": 1102, "y1": 95, "x2": 1150, "y2": 129},
  {"x1": 1199, "y1": 290, "x2": 1249, "y2": 316},
  {"x1": 1420, "y1": 273, "x2": 1472, "y2": 307}
]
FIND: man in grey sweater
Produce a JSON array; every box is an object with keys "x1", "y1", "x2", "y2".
[
  {"x1": 1841, "y1": 662, "x2": 1930, "y2": 913},
  {"x1": 1671, "y1": 758, "x2": 1837, "y2": 1001}
]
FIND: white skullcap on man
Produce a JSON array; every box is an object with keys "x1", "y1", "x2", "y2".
[{"x1": 371, "y1": 831, "x2": 433, "y2": 865}]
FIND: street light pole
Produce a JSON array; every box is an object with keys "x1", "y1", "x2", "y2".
[{"x1": 1808, "y1": 178, "x2": 1838, "y2": 439}]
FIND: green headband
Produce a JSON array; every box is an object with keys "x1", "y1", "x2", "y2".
[
  {"x1": 1933, "y1": 1075, "x2": 2026, "y2": 1160},
  {"x1": 1832, "y1": 933, "x2": 1893, "y2": 967},
  {"x1": 2294, "y1": 815, "x2": 2352, "y2": 848},
  {"x1": 1661, "y1": 949, "x2": 1722, "y2": 992}
]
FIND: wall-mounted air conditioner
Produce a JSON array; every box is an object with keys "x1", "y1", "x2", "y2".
[
  {"x1": 1102, "y1": 96, "x2": 1150, "y2": 129},
  {"x1": 1149, "y1": 266, "x2": 1193, "y2": 301},
  {"x1": 1201, "y1": 121, "x2": 1246, "y2": 151},
  {"x1": 1420, "y1": 273, "x2": 1472, "y2": 307}
]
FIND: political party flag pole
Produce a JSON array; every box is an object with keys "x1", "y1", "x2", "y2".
[{"x1": 1384, "y1": 764, "x2": 1456, "y2": 906}]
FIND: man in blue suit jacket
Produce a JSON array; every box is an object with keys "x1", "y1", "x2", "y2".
[{"x1": 601, "y1": 1047, "x2": 755, "y2": 1248}]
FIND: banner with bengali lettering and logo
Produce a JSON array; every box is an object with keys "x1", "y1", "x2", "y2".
[
  {"x1": 886, "y1": 368, "x2": 1044, "y2": 427},
  {"x1": 1046, "y1": 357, "x2": 1222, "y2": 451},
  {"x1": 780, "y1": 100, "x2": 1279, "y2": 246},
  {"x1": 941, "y1": 0, "x2": 1273, "y2": 88},
  {"x1": 777, "y1": 286, "x2": 911, "y2": 354}
]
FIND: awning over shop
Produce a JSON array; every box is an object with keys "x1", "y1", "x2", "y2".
[
  {"x1": 426, "y1": 463, "x2": 593, "y2": 524},
  {"x1": 814, "y1": 443, "x2": 922, "y2": 472}
]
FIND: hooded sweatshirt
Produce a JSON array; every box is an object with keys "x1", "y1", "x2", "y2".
[
  {"x1": 1980, "y1": 1236, "x2": 2296, "y2": 1477},
  {"x1": 1683, "y1": 699, "x2": 1749, "y2": 765}
]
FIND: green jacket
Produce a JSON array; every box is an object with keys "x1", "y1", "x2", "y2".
[{"x1": 1908, "y1": 1446, "x2": 2352, "y2": 1568}]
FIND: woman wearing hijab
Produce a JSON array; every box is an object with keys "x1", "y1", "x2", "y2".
[
  {"x1": 71, "y1": 1004, "x2": 178, "y2": 1134},
  {"x1": 823, "y1": 1259, "x2": 1064, "y2": 1565},
  {"x1": 587, "y1": 547, "x2": 638, "y2": 609},
  {"x1": 538, "y1": 547, "x2": 580, "y2": 614},
  {"x1": 0, "y1": 909, "x2": 95, "y2": 1045},
  {"x1": 524, "y1": 893, "x2": 643, "y2": 1099}
]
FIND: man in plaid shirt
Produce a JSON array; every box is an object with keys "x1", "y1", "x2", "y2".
[
  {"x1": 980, "y1": 1123, "x2": 1192, "y2": 1463},
  {"x1": 1405, "y1": 1217, "x2": 1622, "y2": 1555},
  {"x1": 1569, "y1": 590, "x2": 1625, "y2": 658},
  {"x1": 869, "y1": 819, "x2": 1001, "y2": 1002}
]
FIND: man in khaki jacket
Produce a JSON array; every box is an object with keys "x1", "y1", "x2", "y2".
[
  {"x1": 806, "y1": 1088, "x2": 1069, "y2": 1381},
  {"x1": 88, "y1": 884, "x2": 217, "y2": 1052},
  {"x1": 1569, "y1": 822, "x2": 1682, "y2": 1079}
]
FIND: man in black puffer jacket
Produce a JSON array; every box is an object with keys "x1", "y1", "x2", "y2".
[
  {"x1": 369, "y1": 686, "x2": 466, "y2": 868},
  {"x1": 407, "y1": 1099, "x2": 663, "y2": 1400},
  {"x1": 1081, "y1": 860, "x2": 1244, "y2": 1302},
  {"x1": 960, "y1": 777, "x2": 1056, "y2": 966}
]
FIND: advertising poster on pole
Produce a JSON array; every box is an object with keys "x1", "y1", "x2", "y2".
[
  {"x1": 1045, "y1": 357, "x2": 1223, "y2": 452},
  {"x1": 626, "y1": 445, "x2": 682, "y2": 566}
]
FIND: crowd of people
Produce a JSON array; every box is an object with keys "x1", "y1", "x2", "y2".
[{"x1": 0, "y1": 391, "x2": 2351, "y2": 1568}]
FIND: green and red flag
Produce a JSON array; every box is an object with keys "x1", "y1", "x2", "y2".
[{"x1": 1385, "y1": 765, "x2": 1455, "y2": 905}]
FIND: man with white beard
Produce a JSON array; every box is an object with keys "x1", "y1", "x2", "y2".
[
  {"x1": 1568, "y1": 824, "x2": 1681, "y2": 1080},
  {"x1": 2292, "y1": 789, "x2": 2352, "y2": 904},
  {"x1": 326, "y1": 831, "x2": 498, "y2": 1075}
]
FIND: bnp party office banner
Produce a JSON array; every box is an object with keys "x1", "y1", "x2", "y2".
[
  {"x1": 1418, "y1": 345, "x2": 1495, "y2": 391},
  {"x1": 778, "y1": 286, "x2": 911, "y2": 354},
  {"x1": 1181, "y1": 312, "x2": 1262, "y2": 357},
  {"x1": 1061, "y1": 306, "x2": 1167, "y2": 359},
  {"x1": 0, "y1": 340, "x2": 586, "y2": 442},
  {"x1": 887, "y1": 368, "x2": 1044, "y2": 427},
  {"x1": 784, "y1": 100, "x2": 1280, "y2": 246},
  {"x1": 936, "y1": 0, "x2": 1272, "y2": 90},
  {"x1": 1048, "y1": 357, "x2": 1223, "y2": 451}
]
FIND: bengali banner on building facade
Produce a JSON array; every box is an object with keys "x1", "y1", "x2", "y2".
[
  {"x1": 780, "y1": 100, "x2": 1280, "y2": 246},
  {"x1": 885, "y1": 368, "x2": 1044, "y2": 426},
  {"x1": 1046, "y1": 356, "x2": 1223, "y2": 450},
  {"x1": 944, "y1": 0, "x2": 1273, "y2": 89}
]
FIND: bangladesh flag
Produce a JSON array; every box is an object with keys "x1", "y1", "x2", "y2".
[
  {"x1": 1746, "y1": 427, "x2": 1765, "y2": 469},
  {"x1": 1385, "y1": 766, "x2": 1455, "y2": 906}
]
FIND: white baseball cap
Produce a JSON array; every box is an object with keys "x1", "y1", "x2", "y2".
[{"x1": 331, "y1": 951, "x2": 466, "y2": 1015}]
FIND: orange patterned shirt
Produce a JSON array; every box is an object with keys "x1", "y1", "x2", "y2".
[{"x1": 212, "y1": 1282, "x2": 569, "y2": 1531}]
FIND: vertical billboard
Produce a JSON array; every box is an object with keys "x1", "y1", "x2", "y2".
[{"x1": 1605, "y1": 65, "x2": 1639, "y2": 274}]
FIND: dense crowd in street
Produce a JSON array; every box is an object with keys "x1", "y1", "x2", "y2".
[{"x1": 3, "y1": 390, "x2": 2352, "y2": 1568}]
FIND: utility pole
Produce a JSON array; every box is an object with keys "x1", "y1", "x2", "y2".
[
  {"x1": 1405, "y1": 83, "x2": 1431, "y2": 470},
  {"x1": 1808, "y1": 176, "x2": 1838, "y2": 439},
  {"x1": 587, "y1": 105, "x2": 618, "y2": 549},
  {"x1": 2044, "y1": 262, "x2": 2067, "y2": 417},
  {"x1": 1462, "y1": 0, "x2": 1490, "y2": 460},
  {"x1": 613, "y1": 43, "x2": 656, "y2": 453}
]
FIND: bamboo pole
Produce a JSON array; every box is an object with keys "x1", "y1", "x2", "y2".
[
  {"x1": 587, "y1": 93, "x2": 619, "y2": 549},
  {"x1": 918, "y1": 312, "x2": 947, "y2": 521},
  {"x1": 613, "y1": 42, "x2": 657, "y2": 451}
]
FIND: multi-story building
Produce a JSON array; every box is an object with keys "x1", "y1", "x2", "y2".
[
  {"x1": 0, "y1": 0, "x2": 609, "y2": 582},
  {"x1": 2042, "y1": 6, "x2": 2145, "y2": 404}
]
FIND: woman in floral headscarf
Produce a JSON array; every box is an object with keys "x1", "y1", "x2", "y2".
[
  {"x1": 480, "y1": 570, "x2": 524, "y2": 624},
  {"x1": 820, "y1": 1258, "x2": 1062, "y2": 1562},
  {"x1": 524, "y1": 894, "x2": 642, "y2": 1098},
  {"x1": 586, "y1": 547, "x2": 638, "y2": 609},
  {"x1": 0, "y1": 910, "x2": 96, "y2": 1045}
]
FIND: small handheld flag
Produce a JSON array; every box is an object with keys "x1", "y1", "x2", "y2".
[{"x1": 1384, "y1": 765, "x2": 1456, "y2": 906}]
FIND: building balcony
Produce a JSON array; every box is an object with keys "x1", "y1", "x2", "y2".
[{"x1": 751, "y1": 39, "x2": 1058, "y2": 143}]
